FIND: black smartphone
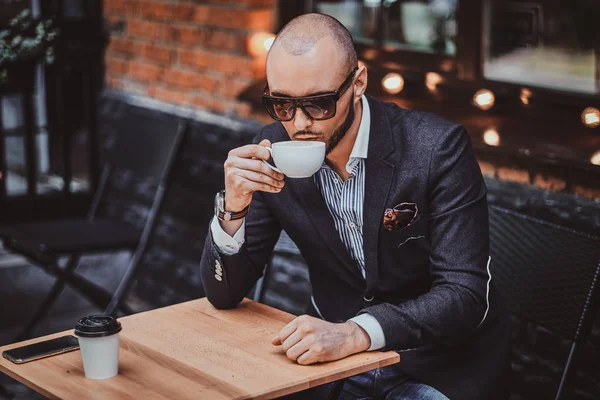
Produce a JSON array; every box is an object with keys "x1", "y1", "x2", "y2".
[{"x1": 2, "y1": 335, "x2": 80, "y2": 364}]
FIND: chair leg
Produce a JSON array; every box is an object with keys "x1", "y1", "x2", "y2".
[
  {"x1": 103, "y1": 252, "x2": 143, "y2": 316},
  {"x1": 15, "y1": 255, "x2": 81, "y2": 341},
  {"x1": 327, "y1": 380, "x2": 346, "y2": 400},
  {"x1": 43, "y1": 263, "x2": 135, "y2": 315}
]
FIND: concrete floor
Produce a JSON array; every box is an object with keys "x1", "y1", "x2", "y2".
[{"x1": 0, "y1": 246, "x2": 129, "y2": 399}]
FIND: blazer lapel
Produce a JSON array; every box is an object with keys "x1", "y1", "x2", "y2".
[
  {"x1": 290, "y1": 177, "x2": 365, "y2": 289},
  {"x1": 362, "y1": 96, "x2": 396, "y2": 296}
]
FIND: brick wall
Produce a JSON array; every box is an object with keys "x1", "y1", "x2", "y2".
[{"x1": 103, "y1": 0, "x2": 276, "y2": 120}]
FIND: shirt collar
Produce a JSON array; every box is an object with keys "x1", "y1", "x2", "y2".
[{"x1": 346, "y1": 94, "x2": 370, "y2": 173}]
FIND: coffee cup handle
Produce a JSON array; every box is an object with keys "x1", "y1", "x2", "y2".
[{"x1": 262, "y1": 147, "x2": 282, "y2": 174}]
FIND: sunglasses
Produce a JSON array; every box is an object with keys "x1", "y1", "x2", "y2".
[{"x1": 262, "y1": 67, "x2": 358, "y2": 122}]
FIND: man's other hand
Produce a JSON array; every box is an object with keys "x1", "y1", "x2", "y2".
[{"x1": 271, "y1": 315, "x2": 371, "y2": 365}]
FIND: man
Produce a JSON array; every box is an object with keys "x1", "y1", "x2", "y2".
[{"x1": 200, "y1": 13, "x2": 511, "y2": 400}]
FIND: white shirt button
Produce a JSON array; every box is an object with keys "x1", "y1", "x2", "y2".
[{"x1": 215, "y1": 274, "x2": 222, "y2": 281}]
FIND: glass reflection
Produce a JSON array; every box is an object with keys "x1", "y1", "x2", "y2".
[
  {"x1": 315, "y1": 0, "x2": 458, "y2": 55},
  {"x1": 484, "y1": 0, "x2": 599, "y2": 94}
]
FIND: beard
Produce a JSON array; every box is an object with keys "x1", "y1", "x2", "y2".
[
  {"x1": 325, "y1": 99, "x2": 355, "y2": 155},
  {"x1": 293, "y1": 99, "x2": 356, "y2": 155}
]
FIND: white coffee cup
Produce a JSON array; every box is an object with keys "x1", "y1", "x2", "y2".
[
  {"x1": 74, "y1": 315, "x2": 122, "y2": 380},
  {"x1": 262, "y1": 141, "x2": 325, "y2": 178}
]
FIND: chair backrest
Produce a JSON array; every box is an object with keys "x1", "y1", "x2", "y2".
[
  {"x1": 95, "y1": 101, "x2": 185, "y2": 225},
  {"x1": 488, "y1": 204, "x2": 600, "y2": 399}
]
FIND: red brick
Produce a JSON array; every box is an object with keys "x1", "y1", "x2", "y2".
[
  {"x1": 246, "y1": 8, "x2": 274, "y2": 30},
  {"x1": 251, "y1": 57, "x2": 266, "y2": 79},
  {"x1": 191, "y1": 96, "x2": 230, "y2": 114},
  {"x1": 218, "y1": 77, "x2": 252, "y2": 98},
  {"x1": 204, "y1": 8, "x2": 273, "y2": 30},
  {"x1": 192, "y1": 5, "x2": 210, "y2": 23},
  {"x1": 497, "y1": 167, "x2": 530, "y2": 184},
  {"x1": 198, "y1": 74, "x2": 218, "y2": 93},
  {"x1": 162, "y1": 67, "x2": 216, "y2": 91},
  {"x1": 210, "y1": 53, "x2": 254, "y2": 77},
  {"x1": 172, "y1": 25, "x2": 208, "y2": 45},
  {"x1": 107, "y1": 36, "x2": 142, "y2": 57},
  {"x1": 174, "y1": 2, "x2": 197, "y2": 21},
  {"x1": 105, "y1": 56, "x2": 130, "y2": 75},
  {"x1": 206, "y1": 0, "x2": 276, "y2": 6},
  {"x1": 105, "y1": 0, "x2": 138, "y2": 15},
  {"x1": 208, "y1": 30, "x2": 242, "y2": 51},
  {"x1": 106, "y1": 77, "x2": 123, "y2": 90},
  {"x1": 139, "y1": 0, "x2": 174, "y2": 19},
  {"x1": 147, "y1": 86, "x2": 189, "y2": 105},
  {"x1": 178, "y1": 48, "x2": 210, "y2": 69},
  {"x1": 140, "y1": 42, "x2": 173, "y2": 64},
  {"x1": 127, "y1": 19, "x2": 172, "y2": 40},
  {"x1": 129, "y1": 60, "x2": 163, "y2": 82},
  {"x1": 191, "y1": 96, "x2": 212, "y2": 110}
]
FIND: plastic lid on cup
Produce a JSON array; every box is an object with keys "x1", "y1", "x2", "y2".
[{"x1": 74, "y1": 315, "x2": 122, "y2": 338}]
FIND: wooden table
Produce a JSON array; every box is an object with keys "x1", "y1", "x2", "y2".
[{"x1": 0, "y1": 298, "x2": 399, "y2": 399}]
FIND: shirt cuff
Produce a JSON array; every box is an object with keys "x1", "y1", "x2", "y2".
[
  {"x1": 210, "y1": 217, "x2": 245, "y2": 255},
  {"x1": 349, "y1": 313, "x2": 386, "y2": 351}
]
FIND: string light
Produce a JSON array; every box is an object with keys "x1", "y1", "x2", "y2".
[
  {"x1": 382, "y1": 73, "x2": 404, "y2": 94},
  {"x1": 425, "y1": 72, "x2": 443, "y2": 91},
  {"x1": 520, "y1": 88, "x2": 532, "y2": 105},
  {"x1": 582, "y1": 107, "x2": 600, "y2": 128},
  {"x1": 473, "y1": 89, "x2": 495, "y2": 110},
  {"x1": 483, "y1": 129, "x2": 500, "y2": 147},
  {"x1": 248, "y1": 32, "x2": 276, "y2": 58},
  {"x1": 591, "y1": 151, "x2": 600, "y2": 166}
]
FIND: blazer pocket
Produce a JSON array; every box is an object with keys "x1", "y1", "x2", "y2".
[{"x1": 393, "y1": 233, "x2": 430, "y2": 265}]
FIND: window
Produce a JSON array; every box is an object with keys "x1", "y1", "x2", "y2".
[
  {"x1": 315, "y1": 0, "x2": 458, "y2": 55},
  {"x1": 484, "y1": 0, "x2": 599, "y2": 94}
]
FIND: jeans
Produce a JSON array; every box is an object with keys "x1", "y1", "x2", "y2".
[{"x1": 283, "y1": 364, "x2": 449, "y2": 400}]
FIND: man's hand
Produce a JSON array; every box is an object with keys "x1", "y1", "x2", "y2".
[
  {"x1": 220, "y1": 139, "x2": 285, "y2": 236},
  {"x1": 224, "y1": 139, "x2": 285, "y2": 212},
  {"x1": 271, "y1": 315, "x2": 371, "y2": 365}
]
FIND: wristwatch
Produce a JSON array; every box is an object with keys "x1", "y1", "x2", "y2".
[{"x1": 214, "y1": 190, "x2": 249, "y2": 221}]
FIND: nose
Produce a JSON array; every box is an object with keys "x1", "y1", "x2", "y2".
[{"x1": 292, "y1": 107, "x2": 313, "y2": 132}]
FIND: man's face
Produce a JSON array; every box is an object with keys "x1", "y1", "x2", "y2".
[{"x1": 265, "y1": 40, "x2": 357, "y2": 154}]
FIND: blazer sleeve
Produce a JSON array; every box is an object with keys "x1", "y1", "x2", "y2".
[
  {"x1": 360, "y1": 124, "x2": 491, "y2": 351},
  {"x1": 200, "y1": 131, "x2": 282, "y2": 309}
]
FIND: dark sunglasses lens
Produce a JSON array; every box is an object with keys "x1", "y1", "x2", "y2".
[
  {"x1": 265, "y1": 98, "x2": 295, "y2": 121},
  {"x1": 301, "y1": 97, "x2": 336, "y2": 120}
]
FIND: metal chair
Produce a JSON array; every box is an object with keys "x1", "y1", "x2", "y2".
[
  {"x1": 0, "y1": 103, "x2": 186, "y2": 340},
  {"x1": 488, "y1": 205, "x2": 600, "y2": 400}
]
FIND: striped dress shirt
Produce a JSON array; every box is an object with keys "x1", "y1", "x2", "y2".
[{"x1": 314, "y1": 159, "x2": 366, "y2": 279}]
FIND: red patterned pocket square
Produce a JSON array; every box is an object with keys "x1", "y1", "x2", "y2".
[{"x1": 383, "y1": 202, "x2": 419, "y2": 231}]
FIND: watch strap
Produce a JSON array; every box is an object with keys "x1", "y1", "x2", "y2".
[{"x1": 217, "y1": 205, "x2": 249, "y2": 221}]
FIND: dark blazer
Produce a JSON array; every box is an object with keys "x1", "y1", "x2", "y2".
[{"x1": 200, "y1": 95, "x2": 511, "y2": 400}]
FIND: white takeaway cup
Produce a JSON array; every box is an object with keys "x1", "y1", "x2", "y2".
[
  {"x1": 262, "y1": 141, "x2": 326, "y2": 178},
  {"x1": 74, "y1": 315, "x2": 122, "y2": 380}
]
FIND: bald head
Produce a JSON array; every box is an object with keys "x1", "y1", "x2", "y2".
[{"x1": 267, "y1": 13, "x2": 358, "y2": 78}]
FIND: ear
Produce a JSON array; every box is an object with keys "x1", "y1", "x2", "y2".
[{"x1": 353, "y1": 65, "x2": 368, "y2": 105}]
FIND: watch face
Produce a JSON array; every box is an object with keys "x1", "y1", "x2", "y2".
[{"x1": 214, "y1": 191, "x2": 224, "y2": 217}]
